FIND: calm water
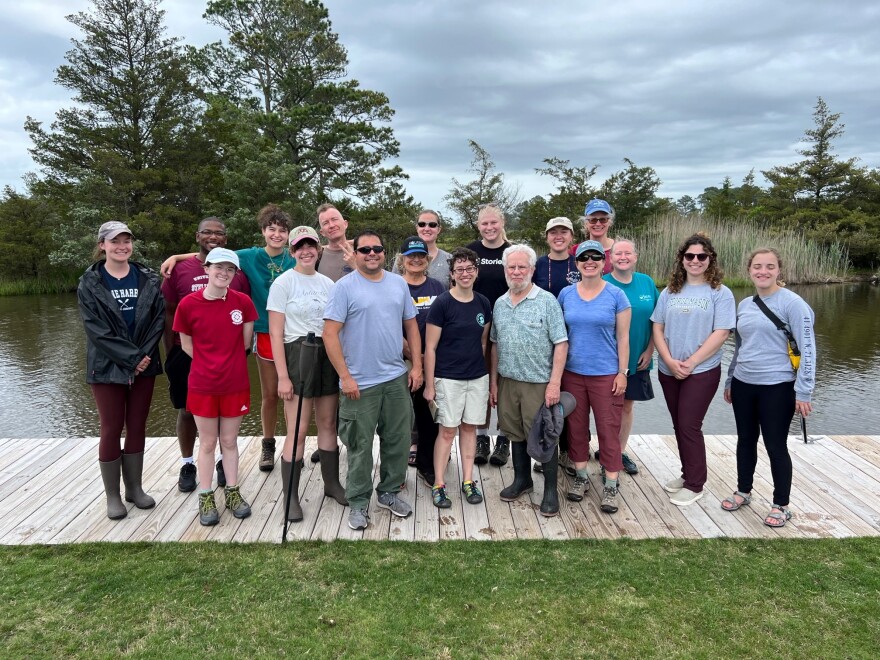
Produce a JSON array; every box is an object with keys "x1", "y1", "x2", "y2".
[{"x1": 1, "y1": 283, "x2": 878, "y2": 438}]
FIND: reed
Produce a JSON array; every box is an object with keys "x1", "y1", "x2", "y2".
[
  {"x1": 0, "y1": 275, "x2": 79, "y2": 296},
  {"x1": 624, "y1": 214, "x2": 850, "y2": 285}
]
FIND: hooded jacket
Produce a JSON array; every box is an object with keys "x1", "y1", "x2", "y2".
[{"x1": 77, "y1": 260, "x2": 165, "y2": 385}]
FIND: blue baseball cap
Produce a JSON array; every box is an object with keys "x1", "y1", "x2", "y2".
[
  {"x1": 400, "y1": 236, "x2": 428, "y2": 255},
  {"x1": 575, "y1": 240, "x2": 606, "y2": 259},
  {"x1": 584, "y1": 199, "x2": 613, "y2": 216}
]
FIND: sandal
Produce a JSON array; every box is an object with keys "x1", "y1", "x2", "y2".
[
  {"x1": 764, "y1": 506, "x2": 792, "y2": 528},
  {"x1": 721, "y1": 491, "x2": 752, "y2": 511},
  {"x1": 408, "y1": 449, "x2": 418, "y2": 467}
]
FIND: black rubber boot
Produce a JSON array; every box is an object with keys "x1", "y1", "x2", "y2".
[
  {"x1": 540, "y1": 447, "x2": 560, "y2": 517},
  {"x1": 99, "y1": 458, "x2": 127, "y2": 520},
  {"x1": 319, "y1": 448, "x2": 348, "y2": 505},
  {"x1": 121, "y1": 452, "x2": 155, "y2": 509},
  {"x1": 499, "y1": 441, "x2": 534, "y2": 501},
  {"x1": 281, "y1": 458, "x2": 303, "y2": 522}
]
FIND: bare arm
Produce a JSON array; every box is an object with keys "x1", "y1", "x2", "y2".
[
  {"x1": 613, "y1": 308, "x2": 631, "y2": 396},
  {"x1": 423, "y1": 323, "x2": 441, "y2": 401},
  {"x1": 180, "y1": 333, "x2": 193, "y2": 358},
  {"x1": 160, "y1": 253, "x2": 197, "y2": 279},
  {"x1": 637, "y1": 326, "x2": 655, "y2": 371},
  {"x1": 682, "y1": 329, "x2": 730, "y2": 374},
  {"x1": 545, "y1": 340, "x2": 568, "y2": 407},
  {"x1": 403, "y1": 317, "x2": 423, "y2": 392},
  {"x1": 323, "y1": 320, "x2": 358, "y2": 400},
  {"x1": 269, "y1": 311, "x2": 293, "y2": 400},
  {"x1": 489, "y1": 341, "x2": 499, "y2": 407},
  {"x1": 242, "y1": 322, "x2": 254, "y2": 355}
]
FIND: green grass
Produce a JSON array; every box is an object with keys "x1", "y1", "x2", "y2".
[
  {"x1": 0, "y1": 274, "x2": 79, "y2": 296},
  {"x1": 2, "y1": 539, "x2": 878, "y2": 658}
]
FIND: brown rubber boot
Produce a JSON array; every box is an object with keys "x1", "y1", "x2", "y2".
[
  {"x1": 318, "y1": 448, "x2": 349, "y2": 505},
  {"x1": 281, "y1": 458, "x2": 304, "y2": 522},
  {"x1": 121, "y1": 452, "x2": 156, "y2": 509},
  {"x1": 99, "y1": 458, "x2": 128, "y2": 520}
]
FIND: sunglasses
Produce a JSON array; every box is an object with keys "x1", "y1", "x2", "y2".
[
  {"x1": 417, "y1": 221, "x2": 439, "y2": 228},
  {"x1": 355, "y1": 245, "x2": 385, "y2": 255},
  {"x1": 576, "y1": 253, "x2": 605, "y2": 262},
  {"x1": 587, "y1": 217, "x2": 610, "y2": 225},
  {"x1": 683, "y1": 252, "x2": 709, "y2": 262}
]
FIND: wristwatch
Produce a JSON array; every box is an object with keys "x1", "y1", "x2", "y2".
[{"x1": 618, "y1": 369, "x2": 630, "y2": 377}]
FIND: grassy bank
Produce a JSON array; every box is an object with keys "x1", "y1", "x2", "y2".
[
  {"x1": 0, "y1": 274, "x2": 79, "y2": 296},
  {"x1": 2, "y1": 539, "x2": 878, "y2": 657}
]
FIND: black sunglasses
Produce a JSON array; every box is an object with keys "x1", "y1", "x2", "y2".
[
  {"x1": 355, "y1": 245, "x2": 385, "y2": 255},
  {"x1": 417, "y1": 221, "x2": 439, "y2": 228},
  {"x1": 683, "y1": 252, "x2": 709, "y2": 262},
  {"x1": 576, "y1": 253, "x2": 605, "y2": 262}
]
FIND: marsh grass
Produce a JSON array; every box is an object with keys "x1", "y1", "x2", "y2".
[
  {"x1": 626, "y1": 214, "x2": 849, "y2": 286},
  {"x1": 1, "y1": 539, "x2": 878, "y2": 658},
  {"x1": 0, "y1": 275, "x2": 79, "y2": 296}
]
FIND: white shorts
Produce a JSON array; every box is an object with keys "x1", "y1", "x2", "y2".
[{"x1": 434, "y1": 375, "x2": 489, "y2": 428}]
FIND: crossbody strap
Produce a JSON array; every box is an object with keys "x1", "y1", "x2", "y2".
[{"x1": 752, "y1": 295, "x2": 800, "y2": 356}]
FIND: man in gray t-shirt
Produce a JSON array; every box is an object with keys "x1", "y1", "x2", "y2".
[{"x1": 323, "y1": 230, "x2": 423, "y2": 531}]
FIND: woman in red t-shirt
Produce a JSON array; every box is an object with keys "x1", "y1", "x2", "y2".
[{"x1": 173, "y1": 248, "x2": 259, "y2": 526}]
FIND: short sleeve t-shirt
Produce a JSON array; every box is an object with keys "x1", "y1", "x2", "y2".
[
  {"x1": 266, "y1": 269, "x2": 334, "y2": 342},
  {"x1": 533, "y1": 255, "x2": 581, "y2": 298},
  {"x1": 162, "y1": 255, "x2": 251, "y2": 345},
  {"x1": 236, "y1": 247, "x2": 295, "y2": 333},
  {"x1": 558, "y1": 283, "x2": 631, "y2": 376},
  {"x1": 173, "y1": 289, "x2": 259, "y2": 395},
  {"x1": 650, "y1": 282, "x2": 736, "y2": 375},
  {"x1": 100, "y1": 263, "x2": 139, "y2": 338},
  {"x1": 426, "y1": 291, "x2": 493, "y2": 380},
  {"x1": 407, "y1": 277, "x2": 447, "y2": 348},
  {"x1": 603, "y1": 271, "x2": 658, "y2": 373},
  {"x1": 466, "y1": 240, "x2": 511, "y2": 307},
  {"x1": 317, "y1": 247, "x2": 354, "y2": 282},
  {"x1": 323, "y1": 271, "x2": 417, "y2": 389}
]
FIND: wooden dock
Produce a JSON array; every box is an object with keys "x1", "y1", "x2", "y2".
[{"x1": 0, "y1": 434, "x2": 878, "y2": 544}]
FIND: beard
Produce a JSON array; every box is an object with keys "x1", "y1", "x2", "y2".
[{"x1": 506, "y1": 277, "x2": 530, "y2": 294}]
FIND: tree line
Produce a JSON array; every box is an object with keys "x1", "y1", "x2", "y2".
[{"x1": 1, "y1": 0, "x2": 878, "y2": 286}]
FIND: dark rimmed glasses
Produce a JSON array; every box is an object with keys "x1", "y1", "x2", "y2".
[
  {"x1": 355, "y1": 245, "x2": 386, "y2": 255},
  {"x1": 198, "y1": 229, "x2": 227, "y2": 237},
  {"x1": 453, "y1": 266, "x2": 477, "y2": 275},
  {"x1": 683, "y1": 252, "x2": 709, "y2": 262}
]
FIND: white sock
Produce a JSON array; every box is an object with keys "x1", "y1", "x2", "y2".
[{"x1": 181, "y1": 456, "x2": 194, "y2": 465}]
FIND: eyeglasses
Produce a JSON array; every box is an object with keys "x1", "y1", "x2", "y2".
[
  {"x1": 199, "y1": 230, "x2": 227, "y2": 237},
  {"x1": 417, "y1": 221, "x2": 439, "y2": 228},
  {"x1": 683, "y1": 252, "x2": 709, "y2": 262},
  {"x1": 453, "y1": 266, "x2": 477, "y2": 275},
  {"x1": 587, "y1": 217, "x2": 610, "y2": 225},
  {"x1": 355, "y1": 245, "x2": 385, "y2": 255},
  {"x1": 208, "y1": 265, "x2": 237, "y2": 274},
  {"x1": 576, "y1": 253, "x2": 605, "y2": 262}
]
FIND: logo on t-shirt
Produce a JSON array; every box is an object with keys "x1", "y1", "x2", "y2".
[
  {"x1": 476, "y1": 313, "x2": 486, "y2": 327},
  {"x1": 230, "y1": 309, "x2": 244, "y2": 325}
]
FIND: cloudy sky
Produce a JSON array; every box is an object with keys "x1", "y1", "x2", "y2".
[{"x1": 2, "y1": 0, "x2": 879, "y2": 213}]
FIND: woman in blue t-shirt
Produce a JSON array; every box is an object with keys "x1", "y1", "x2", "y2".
[
  {"x1": 78, "y1": 221, "x2": 165, "y2": 520},
  {"x1": 558, "y1": 240, "x2": 631, "y2": 515}
]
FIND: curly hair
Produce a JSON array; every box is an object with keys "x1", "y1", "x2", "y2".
[
  {"x1": 256, "y1": 203, "x2": 292, "y2": 231},
  {"x1": 448, "y1": 247, "x2": 478, "y2": 272},
  {"x1": 667, "y1": 232, "x2": 724, "y2": 293}
]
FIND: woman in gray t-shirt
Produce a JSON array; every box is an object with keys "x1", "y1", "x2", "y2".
[{"x1": 651, "y1": 233, "x2": 735, "y2": 507}]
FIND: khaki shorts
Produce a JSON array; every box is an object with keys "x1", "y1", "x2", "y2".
[{"x1": 434, "y1": 375, "x2": 489, "y2": 428}]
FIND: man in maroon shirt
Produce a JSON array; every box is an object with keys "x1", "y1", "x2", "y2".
[{"x1": 162, "y1": 217, "x2": 251, "y2": 492}]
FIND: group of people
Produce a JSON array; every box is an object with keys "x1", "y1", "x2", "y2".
[{"x1": 79, "y1": 197, "x2": 816, "y2": 532}]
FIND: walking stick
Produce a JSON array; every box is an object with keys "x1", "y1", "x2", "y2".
[
  {"x1": 801, "y1": 414, "x2": 811, "y2": 444},
  {"x1": 282, "y1": 332, "x2": 319, "y2": 543}
]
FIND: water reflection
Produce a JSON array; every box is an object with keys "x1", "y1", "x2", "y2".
[{"x1": 1, "y1": 284, "x2": 878, "y2": 438}]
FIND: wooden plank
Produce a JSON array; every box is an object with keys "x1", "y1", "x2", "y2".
[
  {"x1": 830, "y1": 436, "x2": 880, "y2": 470},
  {"x1": 477, "y1": 455, "x2": 518, "y2": 541},
  {"x1": 361, "y1": 440, "x2": 392, "y2": 541},
  {"x1": 455, "y1": 441, "x2": 494, "y2": 542},
  {"x1": 0, "y1": 437, "x2": 57, "y2": 475},
  {"x1": 438, "y1": 439, "x2": 466, "y2": 541},
  {"x1": 808, "y1": 436, "x2": 880, "y2": 485},
  {"x1": 0, "y1": 437, "x2": 81, "y2": 499},
  {"x1": 612, "y1": 444, "x2": 679, "y2": 539},
  {"x1": 526, "y1": 465, "x2": 569, "y2": 540},
  {"x1": 336, "y1": 438, "x2": 382, "y2": 541},
  {"x1": 201, "y1": 435, "x2": 266, "y2": 543},
  {"x1": 412, "y1": 451, "x2": 439, "y2": 543}
]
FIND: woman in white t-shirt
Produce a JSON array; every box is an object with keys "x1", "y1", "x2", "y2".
[{"x1": 268, "y1": 226, "x2": 347, "y2": 523}]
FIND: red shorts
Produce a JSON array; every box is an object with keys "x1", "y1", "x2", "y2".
[
  {"x1": 187, "y1": 390, "x2": 251, "y2": 418},
  {"x1": 254, "y1": 332, "x2": 273, "y2": 360}
]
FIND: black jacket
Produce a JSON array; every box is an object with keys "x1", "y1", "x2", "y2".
[{"x1": 77, "y1": 260, "x2": 165, "y2": 385}]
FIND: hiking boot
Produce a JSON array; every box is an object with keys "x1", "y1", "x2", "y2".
[
  {"x1": 377, "y1": 492, "x2": 412, "y2": 518},
  {"x1": 489, "y1": 436, "x2": 510, "y2": 466},
  {"x1": 600, "y1": 485, "x2": 619, "y2": 513},
  {"x1": 281, "y1": 459, "x2": 303, "y2": 522},
  {"x1": 559, "y1": 450, "x2": 576, "y2": 477},
  {"x1": 461, "y1": 480, "x2": 483, "y2": 505},
  {"x1": 567, "y1": 475, "x2": 589, "y2": 502},
  {"x1": 499, "y1": 441, "x2": 533, "y2": 501},
  {"x1": 348, "y1": 508, "x2": 370, "y2": 530},
  {"x1": 121, "y1": 452, "x2": 155, "y2": 509},
  {"x1": 622, "y1": 452, "x2": 639, "y2": 475},
  {"x1": 432, "y1": 485, "x2": 452, "y2": 509},
  {"x1": 199, "y1": 491, "x2": 219, "y2": 526},
  {"x1": 417, "y1": 469, "x2": 435, "y2": 488},
  {"x1": 474, "y1": 435, "x2": 491, "y2": 465},
  {"x1": 216, "y1": 459, "x2": 226, "y2": 487},
  {"x1": 260, "y1": 437, "x2": 276, "y2": 472},
  {"x1": 224, "y1": 485, "x2": 251, "y2": 519},
  {"x1": 99, "y1": 458, "x2": 127, "y2": 520},
  {"x1": 663, "y1": 477, "x2": 685, "y2": 493},
  {"x1": 669, "y1": 488, "x2": 704, "y2": 507},
  {"x1": 178, "y1": 463, "x2": 197, "y2": 493}
]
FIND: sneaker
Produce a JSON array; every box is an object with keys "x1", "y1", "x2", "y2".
[
  {"x1": 489, "y1": 437, "x2": 510, "y2": 466},
  {"x1": 475, "y1": 435, "x2": 491, "y2": 465},
  {"x1": 417, "y1": 469, "x2": 435, "y2": 488},
  {"x1": 594, "y1": 449, "x2": 601, "y2": 461},
  {"x1": 224, "y1": 485, "x2": 251, "y2": 519},
  {"x1": 178, "y1": 463, "x2": 197, "y2": 492},
  {"x1": 259, "y1": 437, "x2": 276, "y2": 472},
  {"x1": 600, "y1": 485, "x2": 619, "y2": 513},
  {"x1": 461, "y1": 480, "x2": 483, "y2": 505},
  {"x1": 622, "y1": 452, "x2": 639, "y2": 475},
  {"x1": 215, "y1": 459, "x2": 226, "y2": 488},
  {"x1": 663, "y1": 477, "x2": 685, "y2": 493},
  {"x1": 432, "y1": 485, "x2": 452, "y2": 509},
  {"x1": 348, "y1": 508, "x2": 370, "y2": 530},
  {"x1": 559, "y1": 451, "x2": 576, "y2": 477},
  {"x1": 198, "y1": 491, "x2": 219, "y2": 526},
  {"x1": 377, "y1": 491, "x2": 412, "y2": 518},
  {"x1": 567, "y1": 475, "x2": 589, "y2": 502},
  {"x1": 670, "y1": 488, "x2": 704, "y2": 507}
]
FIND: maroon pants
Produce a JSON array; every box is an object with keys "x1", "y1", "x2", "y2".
[
  {"x1": 658, "y1": 366, "x2": 720, "y2": 493},
  {"x1": 90, "y1": 377, "x2": 156, "y2": 462},
  {"x1": 561, "y1": 371, "x2": 624, "y2": 471}
]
